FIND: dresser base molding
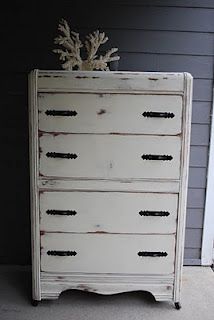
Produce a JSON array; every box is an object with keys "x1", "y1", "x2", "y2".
[{"x1": 40, "y1": 273, "x2": 174, "y2": 302}]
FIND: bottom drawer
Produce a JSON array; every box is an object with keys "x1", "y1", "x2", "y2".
[{"x1": 41, "y1": 233, "x2": 175, "y2": 274}]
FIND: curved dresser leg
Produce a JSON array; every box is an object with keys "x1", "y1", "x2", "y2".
[
  {"x1": 31, "y1": 299, "x2": 40, "y2": 307},
  {"x1": 174, "y1": 302, "x2": 181, "y2": 310}
]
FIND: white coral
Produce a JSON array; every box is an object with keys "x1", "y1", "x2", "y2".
[
  {"x1": 53, "y1": 19, "x2": 120, "y2": 71},
  {"x1": 53, "y1": 19, "x2": 83, "y2": 70}
]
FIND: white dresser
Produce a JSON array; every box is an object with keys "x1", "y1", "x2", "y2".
[{"x1": 29, "y1": 70, "x2": 192, "y2": 308}]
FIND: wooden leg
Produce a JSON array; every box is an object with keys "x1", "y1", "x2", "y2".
[
  {"x1": 174, "y1": 302, "x2": 181, "y2": 310},
  {"x1": 31, "y1": 299, "x2": 39, "y2": 306}
]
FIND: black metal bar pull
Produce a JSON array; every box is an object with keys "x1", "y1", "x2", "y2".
[
  {"x1": 46, "y1": 210, "x2": 77, "y2": 216},
  {"x1": 138, "y1": 251, "x2": 168, "y2": 257},
  {"x1": 139, "y1": 210, "x2": 170, "y2": 217},
  {"x1": 47, "y1": 250, "x2": 77, "y2": 256},
  {"x1": 142, "y1": 111, "x2": 175, "y2": 118},
  {"x1": 46, "y1": 152, "x2": 78, "y2": 159},
  {"x1": 141, "y1": 154, "x2": 173, "y2": 161},
  {"x1": 45, "y1": 110, "x2": 77, "y2": 116}
]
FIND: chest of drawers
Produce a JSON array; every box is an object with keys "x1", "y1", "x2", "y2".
[{"x1": 29, "y1": 70, "x2": 192, "y2": 308}]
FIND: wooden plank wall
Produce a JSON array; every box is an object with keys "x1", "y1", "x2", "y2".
[{"x1": 1, "y1": 0, "x2": 213, "y2": 264}]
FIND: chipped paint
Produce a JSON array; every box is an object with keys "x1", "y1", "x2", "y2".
[
  {"x1": 77, "y1": 284, "x2": 97, "y2": 292},
  {"x1": 39, "y1": 131, "x2": 70, "y2": 137},
  {"x1": 39, "y1": 75, "x2": 64, "y2": 78},
  {"x1": 75, "y1": 76, "x2": 89, "y2": 79},
  {"x1": 109, "y1": 132, "x2": 124, "y2": 135},
  {"x1": 39, "y1": 75, "x2": 51, "y2": 78},
  {"x1": 97, "y1": 109, "x2": 106, "y2": 115},
  {"x1": 38, "y1": 130, "x2": 43, "y2": 138},
  {"x1": 87, "y1": 231, "x2": 108, "y2": 234},
  {"x1": 52, "y1": 132, "x2": 63, "y2": 137},
  {"x1": 75, "y1": 76, "x2": 100, "y2": 79}
]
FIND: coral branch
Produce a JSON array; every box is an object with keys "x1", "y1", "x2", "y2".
[
  {"x1": 85, "y1": 30, "x2": 108, "y2": 61},
  {"x1": 53, "y1": 19, "x2": 83, "y2": 70},
  {"x1": 53, "y1": 19, "x2": 120, "y2": 71},
  {"x1": 90, "y1": 48, "x2": 120, "y2": 71}
]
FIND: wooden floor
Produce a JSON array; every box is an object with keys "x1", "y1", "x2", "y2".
[{"x1": 0, "y1": 266, "x2": 213, "y2": 320}]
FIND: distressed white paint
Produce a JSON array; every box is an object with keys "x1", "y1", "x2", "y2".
[
  {"x1": 39, "y1": 134, "x2": 181, "y2": 180},
  {"x1": 173, "y1": 73, "x2": 193, "y2": 303},
  {"x1": 40, "y1": 273, "x2": 174, "y2": 301},
  {"x1": 39, "y1": 178, "x2": 180, "y2": 193},
  {"x1": 201, "y1": 87, "x2": 214, "y2": 266},
  {"x1": 29, "y1": 70, "x2": 192, "y2": 306},
  {"x1": 41, "y1": 233, "x2": 175, "y2": 274},
  {"x1": 38, "y1": 93, "x2": 182, "y2": 135},
  {"x1": 40, "y1": 191, "x2": 178, "y2": 234},
  {"x1": 37, "y1": 71, "x2": 185, "y2": 93}
]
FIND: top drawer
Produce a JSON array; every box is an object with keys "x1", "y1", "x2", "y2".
[{"x1": 38, "y1": 93, "x2": 182, "y2": 135}]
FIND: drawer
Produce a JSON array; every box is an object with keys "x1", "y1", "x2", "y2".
[
  {"x1": 40, "y1": 191, "x2": 178, "y2": 234},
  {"x1": 38, "y1": 93, "x2": 182, "y2": 135},
  {"x1": 41, "y1": 233, "x2": 175, "y2": 274},
  {"x1": 39, "y1": 134, "x2": 181, "y2": 180}
]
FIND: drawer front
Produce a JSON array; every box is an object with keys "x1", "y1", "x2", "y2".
[
  {"x1": 41, "y1": 233, "x2": 175, "y2": 274},
  {"x1": 39, "y1": 134, "x2": 181, "y2": 180},
  {"x1": 38, "y1": 93, "x2": 182, "y2": 135},
  {"x1": 40, "y1": 192, "x2": 178, "y2": 234}
]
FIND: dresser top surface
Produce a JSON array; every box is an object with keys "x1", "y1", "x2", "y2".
[
  {"x1": 31, "y1": 70, "x2": 192, "y2": 93},
  {"x1": 32, "y1": 69, "x2": 192, "y2": 79}
]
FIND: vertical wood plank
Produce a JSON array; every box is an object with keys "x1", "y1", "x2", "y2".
[{"x1": 29, "y1": 70, "x2": 41, "y2": 301}]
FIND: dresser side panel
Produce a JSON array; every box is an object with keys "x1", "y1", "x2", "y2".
[
  {"x1": 29, "y1": 70, "x2": 41, "y2": 300},
  {"x1": 174, "y1": 73, "x2": 193, "y2": 302}
]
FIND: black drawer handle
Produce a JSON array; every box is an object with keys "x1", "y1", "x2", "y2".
[
  {"x1": 47, "y1": 250, "x2": 77, "y2": 256},
  {"x1": 46, "y1": 152, "x2": 78, "y2": 159},
  {"x1": 138, "y1": 251, "x2": 168, "y2": 257},
  {"x1": 143, "y1": 111, "x2": 175, "y2": 118},
  {"x1": 139, "y1": 210, "x2": 170, "y2": 217},
  {"x1": 141, "y1": 154, "x2": 173, "y2": 161},
  {"x1": 45, "y1": 110, "x2": 77, "y2": 117},
  {"x1": 46, "y1": 210, "x2": 77, "y2": 216}
]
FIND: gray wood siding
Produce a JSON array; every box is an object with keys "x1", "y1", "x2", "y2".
[{"x1": 0, "y1": 1, "x2": 213, "y2": 265}]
